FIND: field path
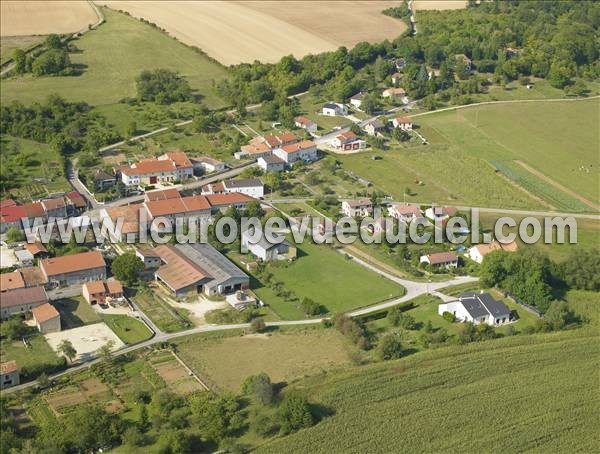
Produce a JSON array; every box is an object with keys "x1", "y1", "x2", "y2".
[{"x1": 514, "y1": 160, "x2": 599, "y2": 211}]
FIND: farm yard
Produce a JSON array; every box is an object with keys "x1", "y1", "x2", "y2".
[
  {"x1": 99, "y1": 1, "x2": 407, "y2": 65},
  {"x1": 259, "y1": 329, "x2": 599, "y2": 453},
  {"x1": 0, "y1": 8, "x2": 228, "y2": 108},
  {"x1": 0, "y1": 0, "x2": 98, "y2": 36}
]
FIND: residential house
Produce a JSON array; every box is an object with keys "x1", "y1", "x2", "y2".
[
  {"x1": 0, "y1": 361, "x2": 19, "y2": 389},
  {"x1": 144, "y1": 188, "x2": 181, "y2": 202},
  {"x1": 420, "y1": 252, "x2": 459, "y2": 269},
  {"x1": 237, "y1": 132, "x2": 299, "y2": 160},
  {"x1": 144, "y1": 195, "x2": 212, "y2": 224},
  {"x1": 382, "y1": 87, "x2": 407, "y2": 100},
  {"x1": 158, "y1": 151, "x2": 194, "y2": 181},
  {"x1": 31, "y1": 303, "x2": 61, "y2": 333},
  {"x1": 153, "y1": 243, "x2": 250, "y2": 297},
  {"x1": 468, "y1": 240, "x2": 519, "y2": 264},
  {"x1": 92, "y1": 169, "x2": 116, "y2": 190},
  {"x1": 120, "y1": 151, "x2": 193, "y2": 186},
  {"x1": 388, "y1": 203, "x2": 423, "y2": 223},
  {"x1": 191, "y1": 156, "x2": 226, "y2": 174},
  {"x1": 364, "y1": 119, "x2": 386, "y2": 137},
  {"x1": 0, "y1": 204, "x2": 27, "y2": 233},
  {"x1": 331, "y1": 131, "x2": 367, "y2": 151},
  {"x1": 350, "y1": 92, "x2": 365, "y2": 109},
  {"x1": 322, "y1": 102, "x2": 348, "y2": 117},
  {"x1": 391, "y1": 72, "x2": 402, "y2": 84},
  {"x1": 258, "y1": 155, "x2": 285, "y2": 173},
  {"x1": 41, "y1": 198, "x2": 68, "y2": 219},
  {"x1": 82, "y1": 279, "x2": 124, "y2": 305},
  {"x1": 205, "y1": 193, "x2": 256, "y2": 212},
  {"x1": 241, "y1": 229, "x2": 296, "y2": 262},
  {"x1": 342, "y1": 199, "x2": 373, "y2": 218},
  {"x1": 0, "y1": 286, "x2": 48, "y2": 320},
  {"x1": 100, "y1": 204, "x2": 147, "y2": 243},
  {"x1": 294, "y1": 116, "x2": 318, "y2": 133},
  {"x1": 135, "y1": 248, "x2": 162, "y2": 269},
  {"x1": 65, "y1": 191, "x2": 87, "y2": 215},
  {"x1": 273, "y1": 140, "x2": 318, "y2": 166},
  {"x1": 202, "y1": 179, "x2": 264, "y2": 198},
  {"x1": 391, "y1": 116, "x2": 413, "y2": 130},
  {"x1": 39, "y1": 250, "x2": 106, "y2": 287},
  {"x1": 438, "y1": 292, "x2": 511, "y2": 326},
  {"x1": 425, "y1": 206, "x2": 457, "y2": 222},
  {"x1": 0, "y1": 271, "x2": 26, "y2": 292}
]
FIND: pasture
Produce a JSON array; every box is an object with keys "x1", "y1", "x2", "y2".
[
  {"x1": 0, "y1": 1, "x2": 97, "y2": 36},
  {"x1": 416, "y1": 98, "x2": 600, "y2": 209},
  {"x1": 259, "y1": 329, "x2": 599, "y2": 453},
  {"x1": 0, "y1": 8, "x2": 228, "y2": 108},
  {"x1": 99, "y1": 1, "x2": 407, "y2": 65},
  {"x1": 175, "y1": 328, "x2": 354, "y2": 391}
]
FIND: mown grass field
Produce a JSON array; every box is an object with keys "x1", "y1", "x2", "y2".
[
  {"x1": 416, "y1": 98, "x2": 600, "y2": 209},
  {"x1": 174, "y1": 327, "x2": 354, "y2": 392},
  {"x1": 101, "y1": 314, "x2": 153, "y2": 345},
  {"x1": 259, "y1": 328, "x2": 599, "y2": 453},
  {"x1": 0, "y1": 8, "x2": 228, "y2": 108}
]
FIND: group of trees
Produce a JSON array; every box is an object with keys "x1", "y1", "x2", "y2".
[
  {"x1": 135, "y1": 69, "x2": 192, "y2": 104},
  {"x1": 13, "y1": 34, "x2": 73, "y2": 77}
]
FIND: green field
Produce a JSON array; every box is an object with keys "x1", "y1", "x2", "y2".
[
  {"x1": 242, "y1": 241, "x2": 404, "y2": 319},
  {"x1": 0, "y1": 8, "x2": 228, "y2": 108},
  {"x1": 0, "y1": 335, "x2": 64, "y2": 381},
  {"x1": 259, "y1": 329, "x2": 599, "y2": 453},
  {"x1": 175, "y1": 327, "x2": 354, "y2": 392},
  {"x1": 132, "y1": 287, "x2": 192, "y2": 333},
  {"x1": 0, "y1": 136, "x2": 71, "y2": 199},
  {"x1": 416, "y1": 98, "x2": 600, "y2": 208},
  {"x1": 0, "y1": 35, "x2": 45, "y2": 65},
  {"x1": 101, "y1": 315, "x2": 153, "y2": 345}
]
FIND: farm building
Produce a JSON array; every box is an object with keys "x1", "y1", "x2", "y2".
[
  {"x1": 322, "y1": 102, "x2": 348, "y2": 116},
  {"x1": 24, "y1": 242, "x2": 49, "y2": 259},
  {"x1": 342, "y1": 199, "x2": 373, "y2": 218},
  {"x1": 143, "y1": 195, "x2": 212, "y2": 223},
  {"x1": 0, "y1": 361, "x2": 19, "y2": 389},
  {"x1": 82, "y1": 279, "x2": 124, "y2": 305},
  {"x1": 273, "y1": 140, "x2": 318, "y2": 165},
  {"x1": 420, "y1": 252, "x2": 459, "y2": 269},
  {"x1": 295, "y1": 116, "x2": 318, "y2": 133},
  {"x1": 119, "y1": 151, "x2": 193, "y2": 186},
  {"x1": 31, "y1": 303, "x2": 61, "y2": 334},
  {"x1": 0, "y1": 270, "x2": 26, "y2": 292},
  {"x1": 202, "y1": 179, "x2": 264, "y2": 198},
  {"x1": 144, "y1": 188, "x2": 181, "y2": 202},
  {"x1": 438, "y1": 292, "x2": 511, "y2": 326},
  {"x1": 258, "y1": 155, "x2": 286, "y2": 173},
  {"x1": 39, "y1": 250, "x2": 106, "y2": 287},
  {"x1": 136, "y1": 248, "x2": 162, "y2": 269},
  {"x1": 0, "y1": 286, "x2": 49, "y2": 320},
  {"x1": 468, "y1": 240, "x2": 519, "y2": 264},
  {"x1": 241, "y1": 229, "x2": 296, "y2": 262}
]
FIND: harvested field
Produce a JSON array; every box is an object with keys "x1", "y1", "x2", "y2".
[
  {"x1": 413, "y1": 0, "x2": 467, "y2": 10},
  {"x1": 99, "y1": 1, "x2": 407, "y2": 65},
  {"x1": 0, "y1": 1, "x2": 98, "y2": 37}
]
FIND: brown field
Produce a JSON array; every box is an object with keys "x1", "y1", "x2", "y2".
[
  {"x1": 0, "y1": 1, "x2": 98, "y2": 37},
  {"x1": 99, "y1": 1, "x2": 407, "y2": 65},
  {"x1": 150, "y1": 351, "x2": 204, "y2": 394},
  {"x1": 413, "y1": 0, "x2": 467, "y2": 10}
]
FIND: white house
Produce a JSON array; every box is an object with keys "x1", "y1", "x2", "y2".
[
  {"x1": 120, "y1": 151, "x2": 194, "y2": 187},
  {"x1": 273, "y1": 140, "x2": 318, "y2": 165},
  {"x1": 294, "y1": 116, "x2": 318, "y2": 133},
  {"x1": 350, "y1": 92, "x2": 365, "y2": 109},
  {"x1": 420, "y1": 252, "x2": 459, "y2": 268},
  {"x1": 425, "y1": 206, "x2": 457, "y2": 222},
  {"x1": 241, "y1": 229, "x2": 296, "y2": 262},
  {"x1": 438, "y1": 292, "x2": 511, "y2": 326},
  {"x1": 0, "y1": 361, "x2": 19, "y2": 389},
  {"x1": 388, "y1": 203, "x2": 423, "y2": 223},
  {"x1": 342, "y1": 199, "x2": 373, "y2": 218},
  {"x1": 468, "y1": 240, "x2": 519, "y2": 264},
  {"x1": 191, "y1": 156, "x2": 226, "y2": 174},
  {"x1": 223, "y1": 179, "x2": 264, "y2": 198},
  {"x1": 364, "y1": 119, "x2": 386, "y2": 137},
  {"x1": 158, "y1": 151, "x2": 194, "y2": 181},
  {"x1": 322, "y1": 102, "x2": 348, "y2": 117},
  {"x1": 391, "y1": 72, "x2": 402, "y2": 84},
  {"x1": 391, "y1": 116, "x2": 413, "y2": 130},
  {"x1": 331, "y1": 131, "x2": 367, "y2": 151},
  {"x1": 382, "y1": 87, "x2": 406, "y2": 99},
  {"x1": 258, "y1": 155, "x2": 285, "y2": 173}
]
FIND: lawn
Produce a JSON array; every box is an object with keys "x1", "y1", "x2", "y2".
[
  {"x1": 259, "y1": 329, "x2": 599, "y2": 453},
  {"x1": 53, "y1": 297, "x2": 101, "y2": 329},
  {"x1": 241, "y1": 241, "x2": 404, "y2": 319},
  {"x1": 297, "y1": 94, "x2": 352, "y2": 132},
  {"x1": 132, "y1": 287, "x2": 192, "y2": 333},
  {"x1": 0, "y1": 135, "x2": 71, "y2": 199},
  {"x1": 416, "y1": 98, "x2": 600, "y2": 208},
  {"x1": 0, "y1": 335, "x2": 65, "y2": 381},
  {"x1": 174, "y1": 327, "x2": 354, "y2": 391},
  {"x1": 101, "y1": 315, "x2": 153, "y2": 345},
  {"x1": 0, "y1": 8, "x2": 229, "y2": 108}
]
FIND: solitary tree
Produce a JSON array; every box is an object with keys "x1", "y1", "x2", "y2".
[
  {"x1": 111, "y1": 252, "x2": 144, "y2": 286},
  {"x1": 58, "y1": 340, "x2": 77, "y2": 363},
  {"x1": 377, "y1": 333, "x2": 403, "y2": 360}
]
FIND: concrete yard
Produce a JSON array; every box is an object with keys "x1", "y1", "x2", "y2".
[{"x1": 45, "y1": 322, "x2": 124, "y2": 361}]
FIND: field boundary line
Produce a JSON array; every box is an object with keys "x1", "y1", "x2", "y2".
[{"x1": 168, "y1": 350, "x2": 210, "y2": 391}]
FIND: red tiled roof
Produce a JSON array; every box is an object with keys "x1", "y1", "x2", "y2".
[
  {"x1": 32, "y1": 303, "x2": 60, "y2": 323},
  {"x1": 0, "y1": 361, "x2": 18, "y2": 374},
  {"x1": 145, "y1": 188, "x2": 181, "y2": 202},
  {"x1": 42, "y1": 198, "x2": 66, "y2": 211},
  {"x1": 426, "y1": 252, "x2": 458, "y2": 265},
  {"x1": 25, "y1": 242, "x2": 48, "y2": 256},
  {"x1": 83, "y1": 280, "x2": 107, "y2": 295},
  {"x1": 390, "y1": 203, "x2": 422, "y2": 217},
  {"x1": 104, "y1": 204, "x2": 146, "y2": 235},
  {"x1": 162, "y1": 151, "x2": 193, "y2": 169},
  {"x1": 0, "y1": 271, "x2": 25, "y2": 292},
  {"x1": 295, "y1": 116, "x2": 314, "y2": 126},
  {"x1": 106, "y1": 279, "x2": 123, "y2": 295},
  {"x1": 65, "y1": 191, "x2": 87, "y2": 208},
  {"x1": 0, "y1": 199, "x2": 17, "y2": 208},
  {"x1": 344, "y1": 199, "x2": 372, "y2": 208},
  {"x1": 0, "y1": 205, "x2": 27, "y2": 223},
  {"x1": 40, "y1": 251, "x2": 106, "y2": 277},
  {"x1": 144, "y1": 195, "x2": 210, "y2": 218},
  {"x1": 22, "y1": 202, "x2": 46, "y2": 218},
  {"x1": 154, "y1": 245, "x2": 211, "y2": 292},
  {"x1": 0, "y1": 286, "x2": 48, "y2": 309},
  {"x1": 336, "y1": 131, "x2": 357, "y2": 143},
  {"x1": 205, "y1": 193, "x2": 255, "y2": 207},
  {"x1": 394, "y1": 116, "x2": 412, "y2": 124},
  {"x1": 280, "y1": 140, "x2": 316, "y2": 154},
  {"x1": 122, "y1": 159, "x2": 176, "y2": 176}
]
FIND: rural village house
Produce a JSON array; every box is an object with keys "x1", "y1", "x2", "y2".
[
  {"x1": 364, "y1": 119, "x2": 386, "y2": 136},
  {"x1": 82, "y1": 279, "x2": 124, "y2": 305},
  {"x1": 39, "y1": 250, "x2": 106, "y2": 287},
  {"x1": 350, "y1": 92, "x2": 365, "y2": 108},
  {"x1": 31, "y1": 302, "x2": 61, "y2": 334},
  {"x1": 342, "y1": 199, "x2": 373, "y2": 218},
  {"x1": 202, "y1": 179, "x2": 264, "y2": 198},
  {"x1": 420, "y1": 252, "x2": 459, "y2": 269},
  {"x1": 322, "y1": 102, "x2": 348, "y2": 116},
  {"x1": 241, "y1": 229, "x2": 297, "y2": 262},
  {"x1": 468, "y1": 240, "x2": 519, "y2": 264},
  {"x1": 438, "y1": 292, "x2": 511, "y2": 326},
  {"x1": 0, "y1": 361, "x2": 19, "y2": 389},
  {"x1": 0, "y1": 286, "x2": 49, "y2": 320},
  {"x1": 272, "y1": 140, "x2": 318, "y2": 165},
  {"x1": 258, "y1": 155, "x2": 286, "y2": 173},
  {"x1": 391, "y1": 116, "x2": 413, "y2": 130},
  {"x1": 425, "y1": 206, "x2": 458, "y2": 222},
  {"x1": 294, "y1": 116, "x2": 318, "y2": 133},
  {"x1": 119, "y1": 151, "x2": 193, "y2": 186},
  {"x1": 331, "y1": 131, "x2": 367, "y2": 151},
  {"x1": 388, "y1": 203, "x2": 423, "y2": 223}
]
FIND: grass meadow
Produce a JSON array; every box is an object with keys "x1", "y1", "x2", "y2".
[
  {"x1": 0, "y1": 8, "x2": 228, "y2": 108},
  {"x1": 259, "y1": 328, "x2": 599, "y2": 453}
]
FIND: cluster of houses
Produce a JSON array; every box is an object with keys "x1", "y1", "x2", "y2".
[
  {"x1": 100, "y1": 187, "x2": 258, "y2": 242},
  {"x1": 236, "y1": 131, "x2": 318, "y2": 170},
  {"x1": 0, "y1": 192, "x2": 87, "y2": 234}
]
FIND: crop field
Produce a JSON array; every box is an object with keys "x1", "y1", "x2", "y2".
[
  {"x1": 0, "y1": 1, "x2": 97, "y2": 36},
  {"x1": 175, "y1": 328, "x2": 354, "y2": 391},
  {"x1": 259, "y1": 329, "x2": 599, "y2": 453},
  {"x1": 0, "y1": 8, "x2": 228, "y2": 108},
  {"x1": 413, "y1": 1, "x2": 467, "y2": 10},
  {"x1": 416, "y1": 99, "x2": 600, "y2": 209},
  {"x1": 99, "y1": 1, "x2": 407, "y2": 65},
  {"x1": 242, "y1": 241, "x2": 404, "y2": 319}
]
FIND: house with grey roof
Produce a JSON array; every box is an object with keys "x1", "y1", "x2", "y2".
[
  {"x1": 438, "y1": 292, "x2": 511, "y2": 326},
  {"x1": 241, "y1": 229, "x2": 296, "y2": 262}
]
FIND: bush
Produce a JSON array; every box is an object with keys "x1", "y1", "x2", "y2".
[
  {"x1": 242, "y1": 373, "x2": 274, "y2": 405},
  {"x1": 442, "y1": 311, "x2": 456, "y2": 323},
  {"x1": 136, "y1": 69, "x2": 192, "y2": 104},
  {"x1": 278, "y1": 392, "x2": 314, "y2": 435},
  {"x1": 300, "y1": 298, "x2": 322, "y2": 316},
  {"x1": 250, "y1": 317, "x2": 266, "y2": 333},
  {"x1": 377, "y1": 333, "x2": 403, "y2": 360}
]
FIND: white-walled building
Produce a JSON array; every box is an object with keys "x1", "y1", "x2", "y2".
[
  {"x1": 438, "y1": 292, "x2": 511, "y2": 326},
  {"x1": 294, "y1": 116, "x2": 318, "y2": 133},
  {"x1": 468, "y1": 240, "x2": 519, "y2": 264},
  {"x1": 391, "y1": 116, "x2": 413, "y2": 130},
  {"x1": 322, "y1": 102, "x2": 348, "y2": 116},
  {"x1": 202, "y1": 179, "x2": 264, "y2": 198},
  {"x1": 350, "y1": 92, "x2": 365, "y2": 109},
  {"x1": 420, "y1": 252, "x2": 459, "y2": 268},
  {"x1": 273, "y1": 140, "x2": 318, "y2": 165},
  {"x1": 258, "y1": 155, "x2": 285, "y2": 173},
  {"x1": 388, "y1": 203, "x2": 423, "y2": 223},
  {"x1": 342, "y1": 199, "x2": 373, "y2": 218}
]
